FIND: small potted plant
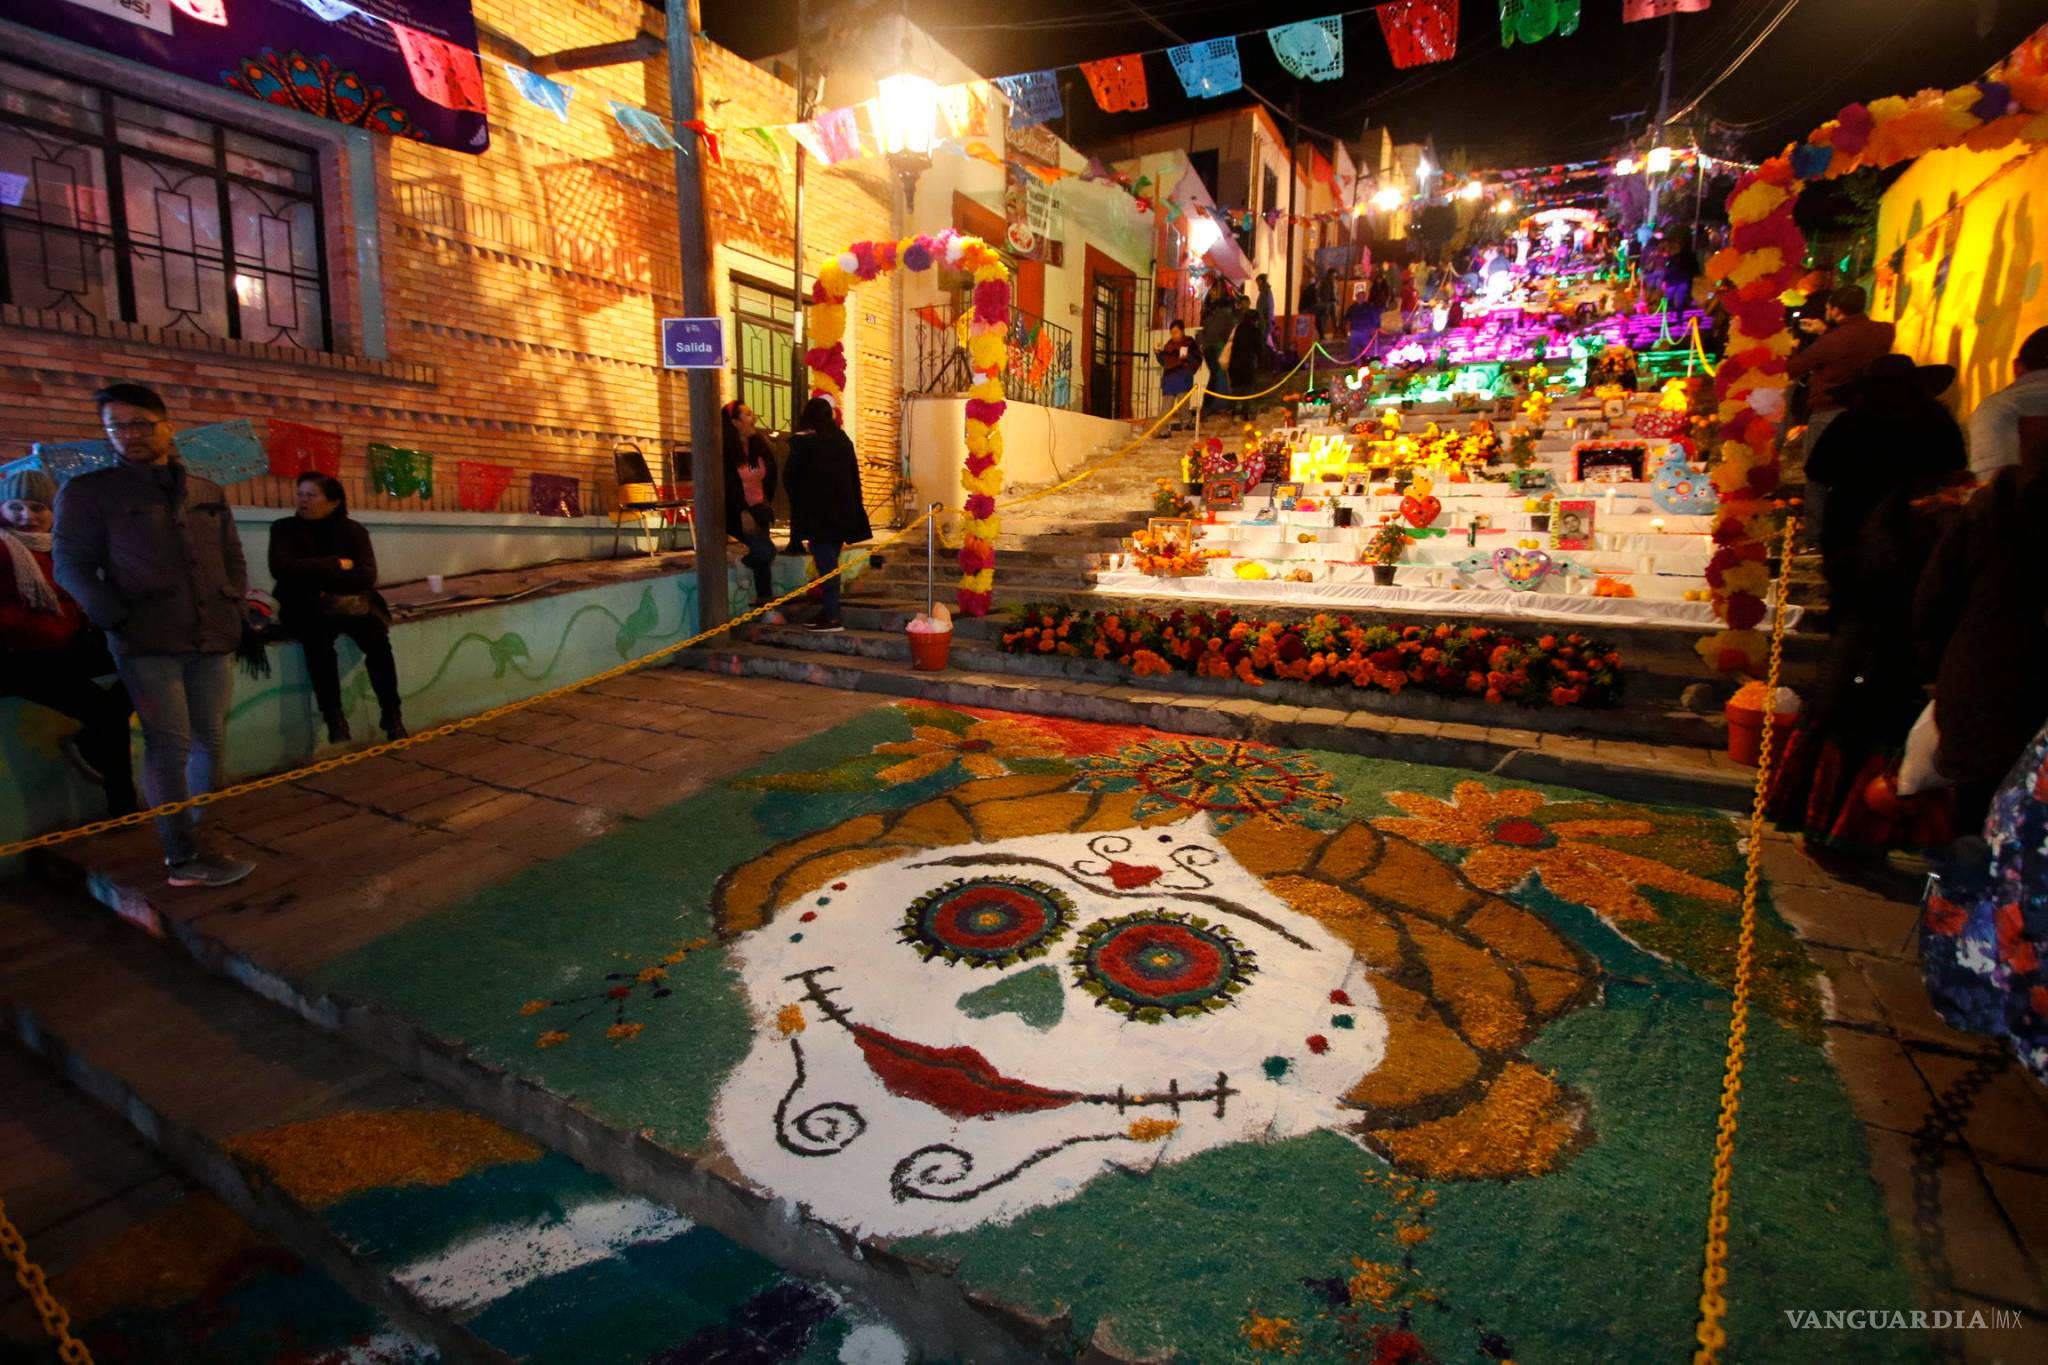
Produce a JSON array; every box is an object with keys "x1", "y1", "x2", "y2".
[{"x1": 1367, "y1": 516, "x2": 1408, "y2": 586}]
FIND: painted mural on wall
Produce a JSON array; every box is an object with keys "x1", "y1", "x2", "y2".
[{"x1": 320, "y1": 701, "x2": 1916, "y2": 1362}]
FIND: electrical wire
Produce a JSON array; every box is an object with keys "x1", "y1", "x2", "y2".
[{"x1": 1664, "y1": 0, "x2": 1807, "y2": 127}]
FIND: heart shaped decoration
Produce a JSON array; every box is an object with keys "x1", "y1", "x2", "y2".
[
  {"x1": 1492, "y1": 547, "x2": 1553, "y2": 590},
  {"x1": 1400, "y1": 495, "x2": 1442, "y2": 528},
  {"x1": 1105, "y1": 861, "x2": 1163, "y2": 889}
]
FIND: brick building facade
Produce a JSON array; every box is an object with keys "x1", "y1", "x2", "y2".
[{"x1": 0, "y1": 0, "x2": 899, "y2": 521}]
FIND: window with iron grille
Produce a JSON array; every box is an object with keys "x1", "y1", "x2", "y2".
[
  {"x1": 731, "y1": 275, "x2": 796, "y2": 433},
  {"x1": 0, "y1": 57, "x2": 331, "y2": 352}
]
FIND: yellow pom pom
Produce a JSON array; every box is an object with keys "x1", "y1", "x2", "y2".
[
  {"x1": 968, "y1": 332, "x2": 1006, "y2": 371},
  {"x1": 1727, "y1": 248, "x2": 1785, "y2": 287},
  {"x1": 1728, "y1": 181, "x2": 1788, "y2": 224},
  {"x1": 960, "y1": 568, "x2": 996, "y2": 593},
  {"x1": 968, "y1": 378, "x2": 1005, "y2": 403}
]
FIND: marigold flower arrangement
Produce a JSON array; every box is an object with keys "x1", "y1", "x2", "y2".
[
  {"x1": 806, "y1": 230, "x2": 1008, "y2": 615},
  {"x1": 1128, "y1": 528, "x2": 1212, "y2": 577},
  {"x1": 1697, "y1": 21, "x2": 2048, "y2": 674},
  {"x1": 1367, "y1": 516, "x2": 1411, "y2": 566},
  {"x1": 1153, "y1": 478, "x2": 1194, "y2": 518},
  {"x1": 1000, "y1": 605, "x2": 1623, "y2": 708}
]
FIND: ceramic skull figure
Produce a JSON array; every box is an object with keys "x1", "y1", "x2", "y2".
[{"x1": 711, "y1": 817, "x2": 1383, "y2": 1237}]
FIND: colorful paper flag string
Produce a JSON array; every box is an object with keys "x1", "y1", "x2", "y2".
[
  {"x1": 1268, "y1": 18, "x2": 1345, "y2": 83},
  {"x1": 1378, "y1": 0, "x2": 1460, "y2": 69},
  {"x1": 171, "y1": 0, "x2": 228, "y2": 24},
  {"x1": 294, "y1": 0, "x2": 358, "y2": 19},
  {"x1": 174, "y1": 420, "x2": 268, "y2": 484},
  {"x1": 611, "y1": 100, "x2": 681, "y2": 150},
  {"x1": 1623, "y1": 0, "x2": 1709, "y2": 18},
  {"x1": 265, "y1": 419, "x2": 342, "y2": 478},
  {"x1": 1168, "y1": 39, "x2": 1243, "y2": 99},
  {"x1": 938, "y1": 84, "x2": 988, "y2": 139},
  {"x1": 790, "y1": 105, "x2": 862, "y2": 164},
  {"x1": 503, "y1": 63, "x2": 572, "y2": 122},
  {"x1": 368, "y1": 443, "x2": 434, "y2": 498},
  {"x1": 389, "y1": 21, "x2": 488, "y2": 113},
  {"x1": 1080, "y1": 54, "x2": 1148, "y2": 114},
  {"x1": 994, "y1": 70, "x2": 1063, "y2": 127},
  {"x1": 456, "y1": 459, "x2": 515, "y2": 512},
  {"x1": 529, "y1": 472, "x2": 580, "y2": 518},
  {"x1": 28, "y1": 441, "x2": 118, "y2": 485}
]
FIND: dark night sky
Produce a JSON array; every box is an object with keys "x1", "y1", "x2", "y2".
[{"x1": 697, "y1": 0, "x2": 2040, "y2": 170}]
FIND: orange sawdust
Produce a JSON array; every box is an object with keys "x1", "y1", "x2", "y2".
[
  {"x1": 225, "y1": 1109, "x2": 541, "y2": 1209},
  {"x1": 1397, "y1": 1223, "x2": 1432, "y2": 1246},
  {"x1": 1347, "y1": 1258, "x2": 1405, "y2": 1310},
  {"x1": 776, "y1": 1003, "x2": 807, "y2": 1035},
  {"x1": 47, "y1": 1192, "x2": 266, "y2": 1326},
  {"x1": 1368, "y1": 1062, "x2": 1580, "y2": 1179},
  {"x1": 635, "y1": 966, "x2": 667, "y2": 984},
  {"x1": 1241, "y1": 1312, "x2": 1301, "y2": 1354},
  {"x1": 535, "y1": 1029, "x2": 571, "y2": 1049},
  {"x1": 518, "y1": 999, "x2": 549, "y2": 1015},
  {"x1": 606, "y1": 1022, "x2": 644, "y2": 1041},
  {"x1": 1126, "y1": 1117, "x2": 1179, "y2": 1141}
]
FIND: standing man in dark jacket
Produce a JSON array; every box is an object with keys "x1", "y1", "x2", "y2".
[
  {"x1": 52, "y1": 383, "x2": 253, "y2": 888},
  {"x1": 781, "y1": 396, "x2": 870, "y2": 634}
]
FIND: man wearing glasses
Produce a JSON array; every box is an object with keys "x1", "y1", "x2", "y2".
[{"x1": 52, "y1": 383, "x2": 254, "y2": 888}]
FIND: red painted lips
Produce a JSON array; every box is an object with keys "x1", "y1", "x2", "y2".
[{"x1": 852, "y1": 1024, "x2": 1080, "y2": 1120}]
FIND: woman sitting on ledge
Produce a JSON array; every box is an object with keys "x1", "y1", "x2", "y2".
[{"x1": 270, "y1": 473, "x2": 406, "y2": 745}]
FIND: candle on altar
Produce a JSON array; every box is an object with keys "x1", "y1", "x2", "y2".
[
  {"x1": 1604, "y1": 488, "x2": 1617, "y2": 513},
  {"x1": 1650, "y1": 516, "x2": 1666, "y2": 532}
]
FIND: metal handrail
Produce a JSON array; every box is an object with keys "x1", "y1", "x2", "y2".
[{"x1": 910, "y1": 301, "x2": 1077, "y2": 411}]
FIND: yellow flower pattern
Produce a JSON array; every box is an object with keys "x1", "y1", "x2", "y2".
[{"x1": 871, "y1": 716, "x2": 1062, "y2": 786}]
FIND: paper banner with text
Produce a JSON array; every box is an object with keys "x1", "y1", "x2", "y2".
[
  {"x1": 368, "y1": 443, "x2": 435, "y2": 499},
  {"x1": 456, "y1": 459, "x2": 515, "y2": 512},
  {"x1": 175, "y1": 420, "x2": 268, "y2": 484},
  {"x1": 529, "y1": 472, "x2": 580, "y2": 518},
  {"x1": 172, "y1": 0, "x2": 228, "y2": 24},
  {"x1": 266, "y1": 419, "x2": 343, "y2": 478},
  {"x1": 1378, "y1": 0, "x2": 1460, "y2": 69}
]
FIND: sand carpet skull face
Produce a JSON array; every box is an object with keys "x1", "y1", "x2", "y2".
[{"x1": 711, "y1": 767, "x2": 1600, "y2": 1237}]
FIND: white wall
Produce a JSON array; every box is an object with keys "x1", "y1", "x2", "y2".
[
  {"x1": 903, "y1": 397, "x2": 1131, "y2": 512},
  {"x1": 232, "y1": 506, "x2": 673, "y2": 591}
]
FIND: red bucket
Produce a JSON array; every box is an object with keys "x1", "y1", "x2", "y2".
[
  {"x1": 1725, "y1": 702, "x2": 1798, "y2": 766},
  {"x1": 907, "y1": 628, "x2": 953, "y2": 671}
]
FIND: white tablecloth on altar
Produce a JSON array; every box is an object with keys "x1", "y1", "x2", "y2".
[{"x1": 1090, "y1": 572, "x2": 1805, "y2": 632}]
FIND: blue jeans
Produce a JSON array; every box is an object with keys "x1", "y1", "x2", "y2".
[
  {"x1": 807, "y1": 540, "x2": 842, "y2": 622},
  {"x1": 111, "y1": 648, "x2": 234, "y2": 864},
  {"x1": 738, "y1": 523, "x2": 776, "y2": 604}
]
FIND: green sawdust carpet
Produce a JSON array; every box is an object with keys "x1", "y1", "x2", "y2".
[{"x1": 317, "y1": 702, "x2": 1927, "y2": 1363}]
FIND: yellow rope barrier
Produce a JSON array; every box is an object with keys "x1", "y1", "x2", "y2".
[
  {"x1": 1, "y1": 1198, "x2": 92, "y2": 1364},
  {"x1": 1692, "y1": 514, "x2": 1798, "y2": 1364},
  {"x1": 0, "y1": 389, "x2": 1217, "y2": 862}
]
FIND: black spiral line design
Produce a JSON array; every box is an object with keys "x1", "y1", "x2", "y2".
[{"x1": 773, "y1": 1037, "x2": 868, "y2": 1157}]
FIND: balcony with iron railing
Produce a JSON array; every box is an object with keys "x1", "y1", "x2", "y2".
[{"x1": 910, "y1": 301, "x2": 1076, "y2": 411}]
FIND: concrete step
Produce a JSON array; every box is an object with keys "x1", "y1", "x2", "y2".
[
  {"x1": 0, "y1": 1039, "x2": 439, "y2": 1364},
  {"x1": 1, "y1": 890, "x2": 904, "y2": 1364},
  {"x1": 677, "y1": 640, "x2": 1754, "y2": 810}
]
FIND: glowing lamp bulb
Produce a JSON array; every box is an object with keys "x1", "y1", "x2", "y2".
[
  {"x1": 1459, "y1": 180, "x2": 1484, "y2": 201},
  {"x1": 875, "y1": 72, "x2": 938, "y2": 157},
  {"x1": 1615, "y1": 157, "x2": 1637, "y2": 176},
  {"x1": 1187, "y1": 215, "x2": 1223, "y2": 259},
  {"x1": 1646, "y1": 146, "x2": 1674, "y2": 174},
  {"x1": 1372, "y1": 185, "x2": 1404, "y2": 212}
]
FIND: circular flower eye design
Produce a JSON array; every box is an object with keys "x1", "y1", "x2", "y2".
[
  {"x1": 1070, "y1": 911, "x2": 1256, "y2": 1022},
  {"x1": 900, "y1": 877, "x2": 1075, "y2": 968}
]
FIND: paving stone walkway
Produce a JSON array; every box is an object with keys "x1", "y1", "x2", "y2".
[{"x1": 13, "y1": 667, "x2": 2047, "y2": 1362}]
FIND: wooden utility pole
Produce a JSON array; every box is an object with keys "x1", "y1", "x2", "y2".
[
  {"x1": 1283, "y1": 89, "x2": 1300, "y2": 357},
  {"x1": 1646, "y1": 14, "x2": 1678, "y2": 229},
  {"x1": 790, "y1": 0, "x2": 815, "y2": 433},
  {"x1": 667, "y1": 0, "x2": 727, "y2": 627}
]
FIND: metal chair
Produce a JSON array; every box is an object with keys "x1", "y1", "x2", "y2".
[{"x1": 609, "y1": 442, "x2": 692, "y2": 557}]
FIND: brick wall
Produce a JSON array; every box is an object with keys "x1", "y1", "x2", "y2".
[{"x1": 0, "y1": 0, "x2": 900, "y2": 521}]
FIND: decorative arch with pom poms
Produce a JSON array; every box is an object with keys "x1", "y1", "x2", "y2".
[{"x1": 804, "y1": 232, "x2": 1010, "y2": 615}]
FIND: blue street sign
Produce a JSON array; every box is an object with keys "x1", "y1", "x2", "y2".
[{"x1": 661, "y1": 317, "x2": 726, "y2": 369}]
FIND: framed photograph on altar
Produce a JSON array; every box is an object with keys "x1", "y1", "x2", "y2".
[
  {"x1": 1571, "y1": 441, "x2": 1648, "y2": 484},
  {"x1": 1202, "y1": 479, "x2": 1242, "y2": 511},
  {"x1": 1510, "y1": 468, "x2": 1553, "y2": 492},
  {"x1": 1274, "y1": 482, "x2": 1303, "y2": 503},
  {"x1": 1148, "y1": 517, "x2": 1196, "y2": 544},
  {"x1": 1555, "y1": 500, "x2": 1595, "y2": 550}
]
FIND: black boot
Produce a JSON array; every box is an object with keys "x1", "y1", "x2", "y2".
[
  {"x1": 381, "y1": 711, "x2": 409, "y2": 741},
  {"x1": 323, "y1": 709, "x2": 352, "y2": 744}
]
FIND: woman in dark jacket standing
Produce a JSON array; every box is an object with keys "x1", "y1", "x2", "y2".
[
  {"x1": 722, "y1": 401, "x2": 782, "y2": 619},
  {"x1": 270, "y1": 473, "x2": 405, "y2": 744},
  {"x1": 782, "y1": 396, "x2": 870, "y2": 634}
]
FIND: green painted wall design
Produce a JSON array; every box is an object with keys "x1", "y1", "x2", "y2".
[{"x1": 316, "y1": 702, "x2": 1929, "y2": 1363}]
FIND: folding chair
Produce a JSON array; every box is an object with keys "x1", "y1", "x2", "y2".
[{"x1": 609, "y1": 442, "x2": 692, "y2": 556}]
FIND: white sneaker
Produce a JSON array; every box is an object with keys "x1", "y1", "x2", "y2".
[{"x1": 166, "y1": 853, "x2": 255, "y2": 888}]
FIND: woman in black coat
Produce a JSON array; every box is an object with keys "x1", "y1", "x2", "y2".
[
  {"x1": 269, "y1": 473, "x2": 404, "y2": 744},
  {"x1": 781, "y1": 396, "x2": 870, "y2": 633},
  {"x1": 722, "y1": 401, "x2": 781, "y2": 615}
]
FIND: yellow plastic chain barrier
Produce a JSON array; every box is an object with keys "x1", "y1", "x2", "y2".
[
  {"x1": 1, "y1": 1197, "x2": 92, "y2": 1364},
  {"x1": 0, "y1": 390, "x2": 1221, "y2": 862},
  {"x1": 1692, "y1": 515, "x2": 1798, "y2": 1364}
]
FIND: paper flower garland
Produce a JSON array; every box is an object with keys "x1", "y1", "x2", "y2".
[
  {"x1": 805, "y1": 232, "x2": 1010, "y2": 616},
  {"x1": 1696, "y1": 20, "x2": 2048, "y2": 674}
]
